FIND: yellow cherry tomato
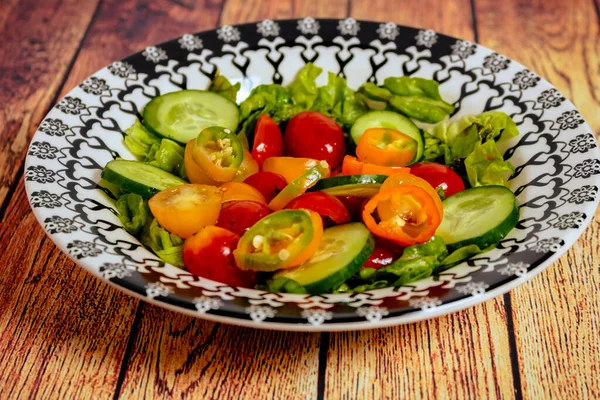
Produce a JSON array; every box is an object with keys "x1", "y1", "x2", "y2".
[{"x1": 148, "y1": 184, "x2": 222, "y2": 239}]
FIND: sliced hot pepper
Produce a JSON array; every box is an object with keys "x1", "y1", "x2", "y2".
[
  {"x1": 262, "y1": 156, "x2": 320, "y2": 184},
  {"x1": 233, "y1": 209, "x2": 324, "y2": 271},
  {"x1": 184, "y1": 139, "x2": 219, "y2": 185},
  {"x1": 381, "y1": 174, "x2": 444, "y2": 219},
  {"x1": 356, "y1": 128, "x2": 418, "y2": 167},
  {"x1": 233, "y1": 149, "x2": 259, "y2": 182},
  {"x1": 362, "y1": 186, "x2": 441, "y2": 246},
  {"x1": 268, "y1": 160, "x2": 331, "y2": 211},
  {"x1": 342, "y1": 155, "x2": 410, "y2": 176},
  {"x1": 191, "y1": 126, "x2": 244, "y2": 182},
  {"x1": 219, "y1": 181, "x2": 267, "y2": 205}
]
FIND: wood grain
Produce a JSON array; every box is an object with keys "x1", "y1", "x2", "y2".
[
  {"x1": 0, "y1": 185, "x2": 138, "y2": 398},
  {"x1": 119, "y1": 306, "x2": 321, "y2": 399},
  {"x1": 220, "y1": 0, "x2": 349, "y2": 24},
  {"x1": 0, "y1": 0, "x2": 100, "y2": 214},
  {"x1": 474, "y1": 0, "x2": 600, "y2": 397},
  {"x1": 348, "y1": 0, "x2": 476, "y2": 41},
  {"x1": 322, "y1": 1, "x2": 516, "y2": 399}
]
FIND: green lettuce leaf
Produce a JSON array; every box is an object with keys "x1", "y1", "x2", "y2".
[
  {"x1": 439, "y1": 244, "x2": 483, "y2": 270},
  {"x1": 145, "y1": 138, "x2": 185, "y2": 175},
  {"x1": 257, "y1": 277, "x2": 308, "y2": 294},
  {"x1": 376, "y1": 236, "x2": 448, "y2": 286},
  {"x1": 288, "y1": 62, "x2": 323, "y2": 108},
  {"x1": 124, "y1": 120, "x2": 161, "y2": 157},
  {"x1": 116, "y1": 193, "x2": 149, "y2": 235},
  {"x1": 313, "y1": 72, "x2": 367, "y2": 129},
  {"x1": 140, "y1": 217, "x2": 184, "y2": 267},
  {"x1": 239, "y1": 84, "x2": 291, "y2": 122},
  {"x1": 464, "y1": 140, "x2": 515, "y2": 187},
  {"x1": 208, "y1": 70, "x2": 241, "y2": 102},
  {"x1": 356, "y1": 77, "x2": 455, "y2": 123}
]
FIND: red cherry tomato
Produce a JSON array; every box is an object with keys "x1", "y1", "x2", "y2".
[
  {"x1": 252, "y1": 114, "x2": 283, "y2": 168},
  {"x1": 410, "y1": 162, "x2": 466, "y2": 197},
  {"x1": 362, "y1": 237, "x2": 401, "y2": 269},
  {"x1": 335, "y1": 195, "x2": 367, "y2": 222},
  {"x1": 216, "y1": 200, "x2": 271, "y2": 237},
  {"x1": 183, "y1": 226, "x2": 258, "y2": 288},
  {"x1": 285, "y1": 192, "x2": 350, "y2": 227},
  {"x1": 244, "y1": 172, "x2": 288, "y2": 203},
  {"x1": 283, "y1": 111, "x2": 346, "y2": 167}
]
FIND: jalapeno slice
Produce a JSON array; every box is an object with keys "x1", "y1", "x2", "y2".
[
  {"x1": 268, "y1": 161, "x2": 331, "y2": 211},
  {"x1": 233, "y1": 209, "x2": 323, "y2": 272},
  {"x1": 191, "y1": 126, "x2": 244, "y2": 182}
]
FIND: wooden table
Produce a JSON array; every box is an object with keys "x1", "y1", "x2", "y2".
[{"x1": 2, "y1": 0, "x2": 599, "y2": 398}]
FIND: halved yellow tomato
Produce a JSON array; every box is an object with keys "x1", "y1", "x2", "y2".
[{"x1": 148, "y1": 184, "x2": 223, "y2": 239}]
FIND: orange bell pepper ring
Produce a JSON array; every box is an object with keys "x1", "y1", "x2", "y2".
[
  {"x1": 356, "y1": 128, "x2": 418, "y2": 167},
  {"x1": 381, "y1": 174, "x2": 444, "y2": 219},
  {"x1": 362, "y1": 185, "x2": 441, "y2": 246},
  {"x1": 342, "y1": 155, "x2": 410, "y2": 176}
]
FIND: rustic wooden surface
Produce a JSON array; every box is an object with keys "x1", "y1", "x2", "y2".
[{"x1": 1, "y1": 0, "x2": 598, "y2": 398}]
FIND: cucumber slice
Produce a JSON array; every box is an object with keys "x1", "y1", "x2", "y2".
[
  {"x1": 436, "y1": 186, "x2": 519, "y2": 252},
  {"x1": 309, "y1": 174, "x2": 388, "y2": 198},
  {"x1": 274, "y1": 223, "x2": 374, "y2": 294},
  {"x1": 143, "y1": 90, "x2": 239, "y2": 144},
  {"x1": 101, "y1": 160, "x2": 186, "y2": 198},
  {"x1": 350, "y1": 110, "x2": 424, "y2": 163}
]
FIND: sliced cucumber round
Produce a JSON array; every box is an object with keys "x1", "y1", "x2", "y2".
[
  {"x1": 101, "y1": 160, "x2": 186, "y2": 198},
  {"x1": 143, "y1": 90, "x2": 239, "y2": 144},
  {"x1": 350, "y1": 110, "x2": 424, "y2": 163},
  {"x1": 436, "y1": 186, "x2": 519, "y2": 252},
  {"x1": 274, "y1": 223, "x2": 374, "y2": 294},
  {"x1": 309, "y1": 174, "x2": 388, "y2": 197}
]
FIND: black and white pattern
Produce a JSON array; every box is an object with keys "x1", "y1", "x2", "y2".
[{"x1": 24, "y1": 19, "x2": 600, "y2": 331}]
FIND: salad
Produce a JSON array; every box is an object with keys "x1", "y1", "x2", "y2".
[{"x1": 100, "y1": 63, "x2": 519, "y2": 295}]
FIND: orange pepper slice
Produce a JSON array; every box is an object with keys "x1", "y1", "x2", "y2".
[
  {"x1": 356, "y1": 128, "x2": 418, "y2": 167},
  {"x1": 148, "y1": 184, "x2": 223, "y2": 239},
  {"x1": 381, "y1": 174, "x2": 444, "y2": 219},
  {"x1": 191, "y1": 126, "x2": 244, "y2": 182},
  {"x1": 342, "y1": 155, "x2": 410, "y2": 176},
  {"x1": 262, "y1": 156, "x2": 319, "y2": 184},
  {"x1": 362, "y1": 186, "x2": 441, "y2": 246},
  {"x1": 184, "y1": 140, "x2": 219, "y2": 185},
  {"x1": 219, "y1": 181, "x2": 267, "y2": 205}
]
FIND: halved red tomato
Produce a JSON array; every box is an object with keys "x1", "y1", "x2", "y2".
[
  {"x1": 183, "y1": 226, "x2": 258, "y2": 287},
  {"x1": 216, "y1": 200, "x2": 271, "y2": 236},
  {"x1": 244, "y1": 171, "x2": 288, "y2": 203},
  {"x1": 252, "y1": 114, "x2": 283, "y2": 168},
  {"x1": 285, "y1": 192, "x2": 350, "y2": 227}
]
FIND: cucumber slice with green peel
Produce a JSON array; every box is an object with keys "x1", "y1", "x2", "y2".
[
  {"x1": 436, "y1": 186, "x2": 519, "y2": 252},
  {"x1": 274, "y1": 223, "x2": 375, "y2": 294},
  {"x1": 350, "y1": 110, "x2": 424, "y2": 163},
  {"x1": 309, "y1": 174, "x2": 388, "y2": 198},
  {"x1": 101, "y1": 160, "x2": 186, "y2": 199},
  {"x1": 143, "y1": 90, "x2": 239, "y2": 144}
]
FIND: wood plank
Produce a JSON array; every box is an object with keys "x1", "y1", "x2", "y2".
[
  {"x1": 349, "y1": 0, "x2": 476, "y2": 41},
  {"x1": 0, "y1": 184, "x2": 139, "y2": 398},
  {"x1": 0, "y1": 0, "x2": 100, "y2": 212},
  {"x1": 474, "y1": 0, "x2": 600, "y2": 136},
  {"x1": 118, "y1": 2, "x2": 348, "y2": 398},
  {"x1": 323, "y1": 1, "x2": 516, "y2": 399},
  {"x1": 118, "y1": 307, "x2": 321, "y2": 399},
  {"x1": 474, "y1": 0, "x2": 600, "y2": 398},
  {"x1": 220, "y1": 0, "x2": 348, "y2": 24}
]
